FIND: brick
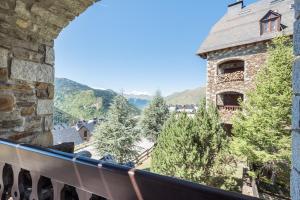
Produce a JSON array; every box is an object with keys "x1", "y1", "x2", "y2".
[
  {"x1": 11, "y1": 59, "x2": 54, "y2": 83},
  {"x1": 45, "y1": 46, "x2": 54, "y2": 65},
  {"x1": 0, "y1": 119, "x2": 23, "y2": 129},
  {"x1": 37, "y1": 100, "x2": 53, "y2": 115},
  {"x1": 15, "y1": 0, "x2": 31, "y2": 19},
  {"x1": 21, "y1": 106, "x2": 35, "y2": 116},
  {"x1": 0, "y1": 95, "x2": 14, "y2": 112},
  {"x1": 31, "y1": 5, "x2": 68, "y2": 28},
  {"x1": 43, "y1": 116, "x2": 53, "y2": 132},
  {"x1": 0, "y1": 68, "x2": 8, "y2": 81},
  {"x1": 0, "y1": 47, "x2": 8, "y2": 68},
  {"x1": 293, "y1": 96, "x2": 300, "y2": 130},
  {"x1": 12, "y1": 47, "x2": 43, "y2": 63}
]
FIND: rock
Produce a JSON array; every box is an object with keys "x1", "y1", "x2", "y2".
[
  {"x1": 16, "y1": 19, "x2": 31, "y2": 29},
  {"x1": 37, "y1": 100, "x2": 53, "y2": 115},
  {"x1": 0, "y1": 95, "x2": 14, "y2": 112},
  {"x1": 43, "y1": 116, "x2": 53, "y2": 132},
  {"x1": 0, "y1": 68, "x2": 8, "y2": 81},
  {"x1": 11, "y1": 59, "x2": 54, "y2": 83},
  {"x1": 47, "y1": 84, "x2": 54, "y2": 99},
  {"x1": 45, "y1": 46, "x2": 54, "y2": 65},
  {"x1": 0, "y1": 48, "x2": 8, "y2": 68},
  {"x1": 15, "y1": 0, "x2": 31, "y2": 19},
  {"x1": 0, "y1": 119, "x2": 23, "y2": 129},
  {"x1": 21, "y1": 106, "x2": 35, "y2": 116},
  {"x1": 36, "y1": 83, "x2": 54, "y2": 99}
]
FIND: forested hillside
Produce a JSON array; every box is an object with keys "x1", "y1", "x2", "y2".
[
  {"x1": 54, "y1": 78, "x2": 140, "y2": 124},
  {"x1": 166, "y1": 87, "x2": 206, "y2": 105}
]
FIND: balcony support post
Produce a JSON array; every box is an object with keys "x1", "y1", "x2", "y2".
[
  {"x1": 29, "y1": 172, "x2": 40, "y2": 200},
  {"x1": 11, "y1": 166, "x2": 21, "y2": 200},
  {"x1": 0, "y1": 162, "x2": 4, "y2": 197},
  {"x1": 52, "y1": 180, "x2": 64, "y2": 200},
  {"x1": 76, "y1": 188, "x2": 93, "y2": 200},
  {"x1": 292, "y1": 0, "x2": 300, "y2": 199}
]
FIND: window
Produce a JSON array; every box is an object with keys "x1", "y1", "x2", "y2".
[
  {"x1": 260, "y1": 11, "x2": 281, "y2": 34},
  {"x1": 218, "y1": 60, "x2": 244, "y2": 75}
]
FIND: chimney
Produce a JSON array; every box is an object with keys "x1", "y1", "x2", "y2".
[{"x1": 228, "y1": 0, "x2": 244, "y2": 14}]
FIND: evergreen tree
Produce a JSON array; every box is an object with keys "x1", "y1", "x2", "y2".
[
  {"x1": 231, "y1": 36, "x2": 293, "y2": 191},
  {"x1": 151, "y1": 101, "x2": 228, "y2": 184},
  {"x1": 140, "y1": 91, "x2": 169, "y2": 142},
  {"x1": 94, "y1": 95, "x2": 140, "y2": 164}
]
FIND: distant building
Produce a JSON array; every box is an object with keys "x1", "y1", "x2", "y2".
[
  {"x1": 168, "y1": 105, "x2": 198, "y2": 114},
  {"x1": 52, "y1": 119, "x2": 97, "y2": 145},
  {"x1": 197, "y1": 0, "x2": 294, "y2": 126}
]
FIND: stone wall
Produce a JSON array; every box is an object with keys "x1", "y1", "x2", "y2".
[
  {"x1": 0, "y1": 0, "x2": 96, "y2": 146},
  {"x1": 206, "y1": 42, "x2": 268, "y2": 122},
  {"x1": 292, "y1": 0, "x2": 300, "y2": 199}
]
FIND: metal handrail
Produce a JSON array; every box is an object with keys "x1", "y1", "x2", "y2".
[{"x1": 0, "y1": 139, "x2": 259, "y2": 200}]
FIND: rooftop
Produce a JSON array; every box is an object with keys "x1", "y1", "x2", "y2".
[{"x1": 197, "y1": 0, "x2": 294, "y2": 58}]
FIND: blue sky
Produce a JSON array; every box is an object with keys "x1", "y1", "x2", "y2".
[{"x1": 55, "y1": 0, "x2": 257, "y2": 96}]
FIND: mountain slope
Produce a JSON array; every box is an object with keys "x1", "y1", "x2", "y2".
[
  {"x1": 124, "y1": 93, "x2": 152, "y2": 110},
  {"x1": 166, "y1": 87, "x2": 206, "y2": 105},
  {"x1": 54, "y1": 78, "x2": 140, "y2": 124},
  {"x1": 53, "y1": 107, "x2": 79, "y2": 125}
]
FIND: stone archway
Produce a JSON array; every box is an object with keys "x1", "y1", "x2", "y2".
[{"x1": 0, "y1": 0, "x2": 97, "y2": 146}]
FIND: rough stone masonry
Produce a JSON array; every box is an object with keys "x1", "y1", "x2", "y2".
[
  {"x1": 293, "y1": 0, "x2": 300, "y2": 199},
  {"x1": 0, "y1": 0, "x2": 96, "y2": 146}
]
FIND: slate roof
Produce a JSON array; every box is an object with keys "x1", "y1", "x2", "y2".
[
  {"x1": 197, "y1": 0, "x2": 294, "y2": 58},
  {"x1": 52, "y1": 127, "x2": 83, "y2": 145}
]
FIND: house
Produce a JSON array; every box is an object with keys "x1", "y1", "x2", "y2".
[
  {"x1": 198, "y1": 0, "x2": 294, "y2": 125},
  {"x1": 52, "y1": 120, "x2": 97, "y2": 145}
]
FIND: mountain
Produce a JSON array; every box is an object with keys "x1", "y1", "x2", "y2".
[
  {"x1": 54, "y1": 78, "x2": 140, "y2": 125},
  {"x1": 127, "y1": 98, "x2": 150, "y2": 110},
  {"x1": 53, "y1": 107, "x2": 79, "y2": 125},
  {"x1": 166, "y1": 87, "x2": 206, "y2": 105},
  {"x1": 124, "y1": 93, "x2": 152, "y2": 110}
]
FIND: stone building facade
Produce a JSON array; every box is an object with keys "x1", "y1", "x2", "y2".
[
  {"x1": 0, "y1": 0, "x2": 96, "y2": 146},
  {"x1": 205, "y1": 42, "x2": 268, "y2": 123},
  {"x1": 198, "y1": 0, "x2": 294, "y2": 124}
]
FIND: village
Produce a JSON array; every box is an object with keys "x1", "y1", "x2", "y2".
[{"x1": 0, "y1": 0, "x2": 299, "y2": 199}]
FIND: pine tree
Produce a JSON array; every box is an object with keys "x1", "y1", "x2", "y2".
[
  {"x1": 231, "y1": 36, "x2": 293, "y2": 191},
  {"x1": 140, "y1": 91, "x2": 169, "y2": 142},
  {"x1": 94, "y1": 95, "x2": 140, "y2": 164},
  {"x1": 151, "y1": 100, "x2": 228, "y2": 184}
]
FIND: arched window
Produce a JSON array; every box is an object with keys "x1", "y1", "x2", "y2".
[
  {"x1": 217, "y1": 60, "x2": 244, "y2": 83},
  {"x1": 260, "y1": 10, "x2": 281, "y2": 35},
  {"x1": 216, "y1": 91, "x2": 243, "y2": 111}
]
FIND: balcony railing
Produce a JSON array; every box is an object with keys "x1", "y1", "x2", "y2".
[
  {"x1": 217, "y1": 71, "x2": 244, "y2": 84},
  {"x1": 0, "y1": 139, "x2": 258, "y2": 200},
  {"x1": 218, "y1": 105, "x2": 242, "y2": 111}
]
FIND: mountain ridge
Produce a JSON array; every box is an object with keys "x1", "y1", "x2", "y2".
[
  {"x1": 166, "y1": 87, "x2": 206, "y2": 105},
  {"x1": 54, "y1": 78, "x2": 140, "y2": 124}
]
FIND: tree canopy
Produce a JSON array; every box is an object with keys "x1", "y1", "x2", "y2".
[
  {"x1": 231, "y1": 36, "x2": 293, "y2": 193},
  {"x1": 94, "y1": 95, "x2": 140, "y2": 164},
  {"x1": 152, "y1": 101, "x2": 229, "y2": 185},
  {"x1": 140, "y1": 91, "x2": 169, "y2": 142}
]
